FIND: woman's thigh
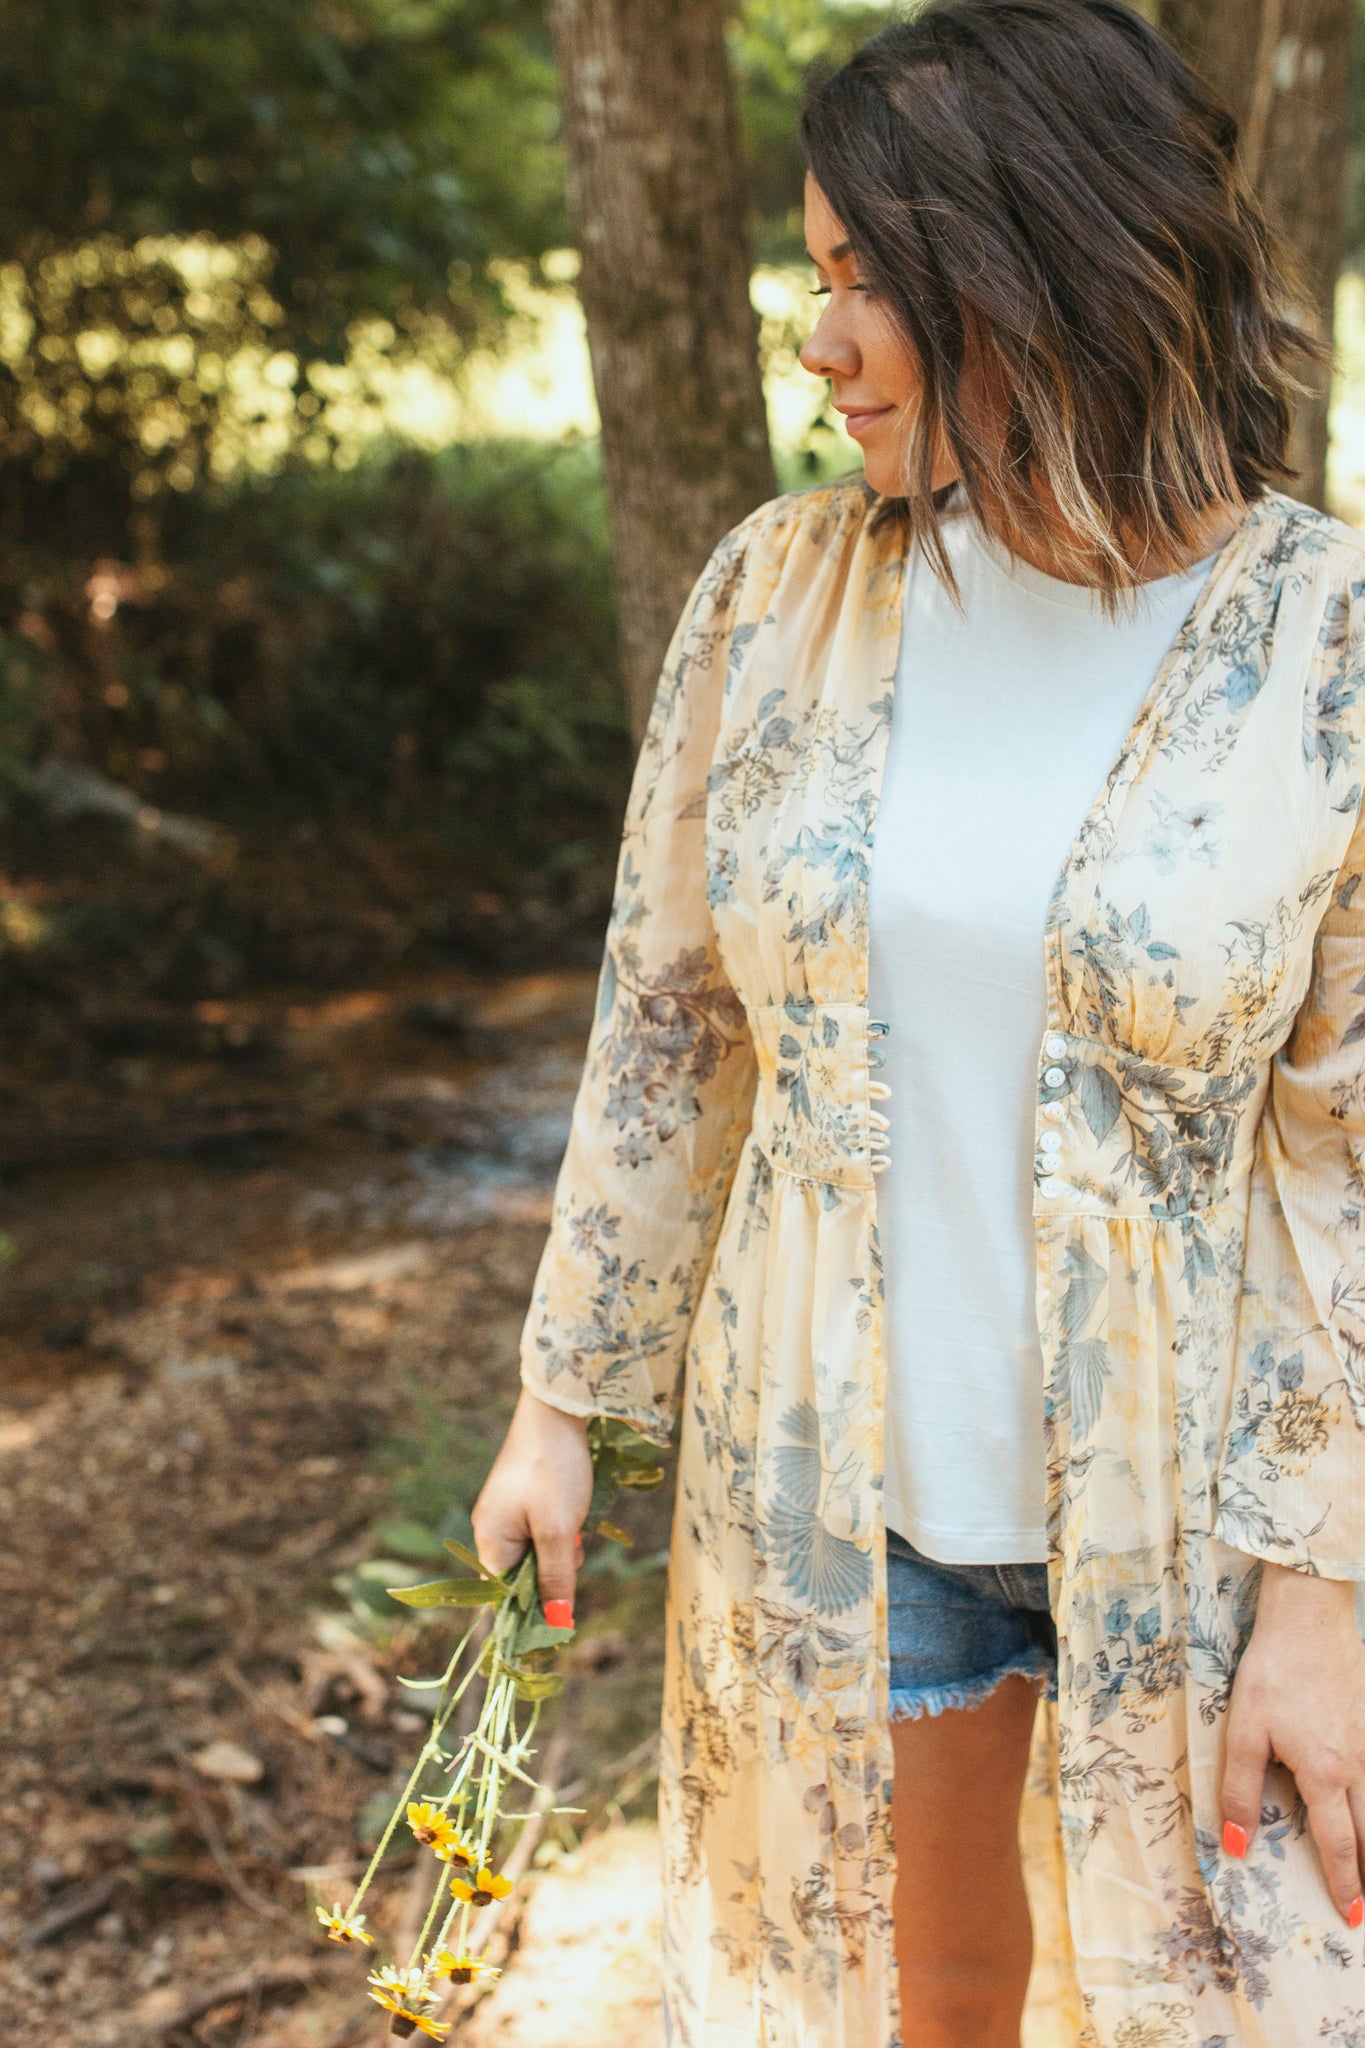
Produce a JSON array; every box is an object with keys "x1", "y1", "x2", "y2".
[
  {"x1": 885, "y1": 1533, "x2": 1056, "y2": 2036},
  {"x1": 890, "y1": 1673, "x2": 1039, "y2": 2036}
]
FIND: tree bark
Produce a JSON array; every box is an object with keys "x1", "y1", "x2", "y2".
[
  {"x1": 1159, "y1": 0, "x2": 1350, "y2": 507},
  {"x1": 549, "y1": 0, "x2": 777, "y2": 741}
]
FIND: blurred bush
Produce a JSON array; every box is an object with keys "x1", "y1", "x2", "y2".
[{"x1": 0, "y1": 438, "x2": 630, "y2": 1001}]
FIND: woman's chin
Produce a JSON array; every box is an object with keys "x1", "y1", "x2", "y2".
[{"x1": 859, "y1": 449, "x2": 904, "y2": 497}]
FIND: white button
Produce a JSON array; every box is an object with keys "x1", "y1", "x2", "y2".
[
  {"x1": 1043, "y1": 1100, "x2": 1064, "y2": 1121},
  {"x1": 1039, "y1": 1130, "x2": 1063, "y2": 1154},
  {"x1": 1043, "y1": 1065, "x2": 1067, "y2": 1089},
  {"x1": 1040, "y1": 1176, "x2": 1065, "y2": 1198},
  {"x1": 1045, "y1": 1033, "x2": 1067, "y2": 1058}
]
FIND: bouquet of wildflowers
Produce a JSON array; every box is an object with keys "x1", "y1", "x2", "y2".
[{"x1": 316, "y1": 1417, "x2": 665, "y2": 2039}]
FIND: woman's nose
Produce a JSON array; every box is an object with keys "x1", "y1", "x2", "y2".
[{"x1": 799, "y1": 308, "x2": 858, "y2": 384}]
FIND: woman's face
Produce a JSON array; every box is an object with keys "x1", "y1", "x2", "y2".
[{"x1": 799, "y1": 173, "x2": 959, "y2": 498}]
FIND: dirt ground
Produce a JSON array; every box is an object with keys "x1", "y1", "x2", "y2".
[{"x1": 0, "y1": 966, "x2": 683, "y2": 2047}]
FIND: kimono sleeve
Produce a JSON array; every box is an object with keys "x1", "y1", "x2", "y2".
[
  {"x1": 517, "y1": 521, "x2": 760, "y2": 1447},
  {"x1": 1215, "y1": 787, "x2": 1365, "y2": 1579}
]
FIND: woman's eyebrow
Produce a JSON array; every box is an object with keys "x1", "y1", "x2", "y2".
[{"x1": 806, "y1": 240, "x2": 854, "y2": 264}]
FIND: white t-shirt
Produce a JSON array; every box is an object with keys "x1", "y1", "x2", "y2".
[{"x1": 867, "y1": 500, "x2": 1217, "y2": 1564}]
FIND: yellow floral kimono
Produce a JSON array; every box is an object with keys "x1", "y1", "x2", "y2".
[{"x1": 519, "y1": 474, "x2": 1365, "y2": 2048}]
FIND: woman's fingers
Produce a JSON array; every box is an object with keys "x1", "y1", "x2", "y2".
[
  {"x1": 470, "y1": 1390, "x2": 593, "y2": 1628},
  {"x1": 530, "y1": 1513, "x2": 580, "y2": 1627},
  {"x1": 1346, "y1": 1783, "x2": 1365, "y2": 1927},
  {"x1": 1303, "y1": 1782, "x2": 1364, "y2": 1921},
  {"x1": 1220, "y1": 1707, "x2": 1270, "y2": 1858},
  {"x1": 470, "y1": 1498, "x2": 529, "y2": 1581}
]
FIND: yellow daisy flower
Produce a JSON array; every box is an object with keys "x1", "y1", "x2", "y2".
[
  {"x1": 405, "y1": 1801, "x2": 461, "y2": 1855},
  {"x1": 367, "y1": 1964, "x2": 431, "y2": 2005},
  {"x1": 449, "y1": 1864, "x2": 514, "y2": 1908},
  {"x1": 367, "y1": 1964, "x2": 446, "y2": 2036},
  {"x1": 315, "y1": 1902, "x2": 375, "y2": 1945},
  {"x1": 435, "y1": 1946, "x2": 502, "y2": 1986},
  {"x1": 431, "y1": 1830, "x2": 476, "y2": 1869}
]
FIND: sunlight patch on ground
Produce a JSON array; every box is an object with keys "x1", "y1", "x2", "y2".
[{"x1": 463, "y1": 1825, "x2": 665, "y2": 2048}]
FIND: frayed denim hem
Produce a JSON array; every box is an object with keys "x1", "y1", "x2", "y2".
[{"x1": 888, "y1": 1648, "x2": 1057, "y2": 1723}]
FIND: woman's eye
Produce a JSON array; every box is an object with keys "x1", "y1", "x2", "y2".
[{"x1": 809, "y1": 284, "x2": 830, "y2": 298}]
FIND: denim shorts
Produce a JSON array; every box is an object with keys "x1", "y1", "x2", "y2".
[{"x1": 886, "y1": 1525, "x2": 1059, "y2": 1722}]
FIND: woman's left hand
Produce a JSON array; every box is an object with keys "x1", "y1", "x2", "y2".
[{"x1": 1222, "y1": 1562, "x2": 1365, "y2": 1926}]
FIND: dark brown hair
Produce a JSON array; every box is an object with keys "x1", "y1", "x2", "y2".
[{"x1": 798, "y1": 0, "x2": 1325, "y2": 596}]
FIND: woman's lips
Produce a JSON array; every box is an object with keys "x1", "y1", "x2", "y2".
[{"x1": 837, "y1": 405, "x2": 893, "y2": 442}]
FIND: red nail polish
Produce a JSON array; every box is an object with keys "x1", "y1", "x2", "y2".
[
  {"x1": 1222, "y1": 1821, "x2": 1248, "y2": 1859},
  {"x1": 543, "y1": 1598, "x2": 574, "y2": 1629},
  {"x1": 1349, "y1": 1897, "x2": 1364, "y2": 1930}
]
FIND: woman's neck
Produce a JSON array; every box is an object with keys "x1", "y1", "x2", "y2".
[{"x1": 964, "y1": 479, "x2": 1246, "y2": 587}]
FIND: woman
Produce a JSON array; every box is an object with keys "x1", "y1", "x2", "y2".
[{"x1": 473, "y1": 1, "x2": 1365, "y2": 2042}]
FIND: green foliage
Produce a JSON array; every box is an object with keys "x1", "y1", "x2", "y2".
[
  {"x1": 0, "y1": 0, "x2": 565, "y2": 352},
  {"x1": 0, "y1": 0, "x2": 566, "y2": 497},
  {"x1": 1351, "y1": 0, "x2": 1365, "y2": 261},
  {"x1": 731, "y1": 0, "x2": 900, "y2": 266},
  {"x1": 0, "y1": 440, "x2": 630, "y2": 996},
  {"x1": 0, "y1": 0, "x2": 899, "y2": 1006}
]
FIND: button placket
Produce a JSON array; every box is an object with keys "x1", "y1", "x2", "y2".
[{"x1": 1038, "y1": 1029, "x2": 1074, "y2": 1199}]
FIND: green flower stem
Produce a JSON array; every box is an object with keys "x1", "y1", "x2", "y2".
[
  {"x1": 407, "y1": 1859, "x2": 456, "y2": 1975},
  {"x1": 344, "y1": 1613, "x2": 482, "y2": 1916}
]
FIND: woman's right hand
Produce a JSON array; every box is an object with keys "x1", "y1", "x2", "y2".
[{"x1": 471, "y1": 1388, "x2": 594, "y2": 1627}]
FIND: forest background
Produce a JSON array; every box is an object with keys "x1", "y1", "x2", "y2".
[
  {"x1": 8, "y1": 0, "x2": 1362, "y2": 1066},
  {"x1": 0, "y1": 0, "x2": 899, "y2": 1065}
]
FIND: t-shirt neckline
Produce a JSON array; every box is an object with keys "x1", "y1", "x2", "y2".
[{"x1": 948, "y1": 501, "x2": 1220, "y2": 616}]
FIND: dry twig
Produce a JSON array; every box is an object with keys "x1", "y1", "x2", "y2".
[
  {"x1": 131, "y1": 1955, "x2": 323, "y2": 2041},
  {"x1": 18, "y1": 1865, "x2": 136, "y2": 1948},
  {"x1": 167, "y1": 1747, "x2": 294, "y2": 1925}
]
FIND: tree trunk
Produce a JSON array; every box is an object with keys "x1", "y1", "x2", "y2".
[
  {"x1": 1159, "y1": 0, "x2": 1350, "y2": 507},
  {"x1": 550, "y1": 0, "x2": 777, "y2": 741}
]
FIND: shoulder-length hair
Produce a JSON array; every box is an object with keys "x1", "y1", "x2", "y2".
[{"x1": 798, "y1": 0, "x2": 1325, "y2": 597}]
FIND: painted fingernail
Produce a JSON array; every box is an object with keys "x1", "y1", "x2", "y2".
[
  {"x1": 1349, "y1": 1897, "x2": 1364, "y2": 1930},
  {"x1": 543, "y1": 1598, "x2": 574, "y2": 1629},
  {"x1": 1222, "y1": 1822, "x2": 1248, "y2": 1859}
]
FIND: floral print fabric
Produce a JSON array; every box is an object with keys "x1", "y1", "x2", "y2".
[{"x1": 519, "y1": 476, "x2": 1365, "y2": 2047}]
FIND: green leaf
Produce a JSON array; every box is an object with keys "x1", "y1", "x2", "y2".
[
  {"x1": 596, "y1": 1518, "x2": 633, "y2": 1546},
  {"x1": 512, "y1": 1670, "x2": 565, "y2": 1700},
  {"x1": 379, "y1": 1520, "x2": 449, "y2": 1561},
  {"x1": 442, "y1": 1537, "x2": 507, "y2": 1586},
  {"x1": 508, "y1": 1609, "x2": 575, "y2": 1655},
  {"x1": 512, "y1": 1552, "x2": 538, "y2": 1612},
  {"x1": 387, "y1": 1576, "x2": 505, "y2": 1608}
]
